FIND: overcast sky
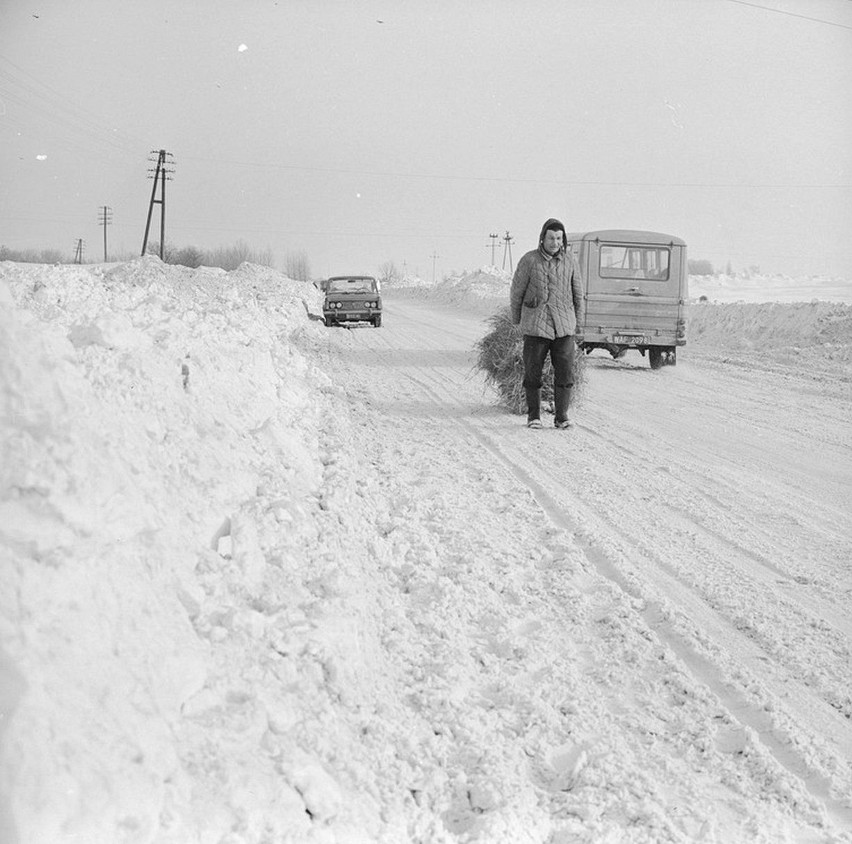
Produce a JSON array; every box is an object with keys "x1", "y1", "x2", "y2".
[{"x1": 1, "y1": 0, "x2": 850, "y2": 278}]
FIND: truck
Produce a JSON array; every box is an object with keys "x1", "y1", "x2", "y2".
[{"x1": 566, "y1": 229, "x2": 687, "y2": 368}]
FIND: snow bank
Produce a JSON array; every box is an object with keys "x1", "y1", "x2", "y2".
[
  {"x1": 1, "y1": 258, "x2": 337, "y2": 841},
  {"x1": 383, "y1": 272, "x2": 433, "y2": 289},
  {"x1": 688, "y1": 300, "x2": 852, "y2": 375},
  {"x1": 384, "y1": 266, "x2": 512, "y2": 313}
]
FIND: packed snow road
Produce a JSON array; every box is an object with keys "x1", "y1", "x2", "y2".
[{"x1": 316, "y1": 291, "x2": 852, "y2": 840}]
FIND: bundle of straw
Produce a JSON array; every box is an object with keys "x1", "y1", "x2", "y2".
[{"x1": 474, "y1": 307, "x2": 585, "y2": 414}]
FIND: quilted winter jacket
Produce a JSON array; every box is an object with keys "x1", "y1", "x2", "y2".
[{"x1": 509, "y1": 247, "x2": 584, "y2": 338}]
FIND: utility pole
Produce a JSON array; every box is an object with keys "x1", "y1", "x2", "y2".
[
  {"x1": 142, "y1": 149, "x2": 174, "y2": 259},
  {"x1": 98, "y1": 205, "x2": 113, "y2": 262},
  {"x1": 430, "y1": 250, "x2": 440, "y2": 284},
  {"x1": 73, "y1": 239, "x2": 84, "y2": 264},
  {"x1": 488, "y1": 232, "x2": 499, "y2": 267},
  {"x1": 502, "y1": 231, "x2": 514, "y2": 272}
]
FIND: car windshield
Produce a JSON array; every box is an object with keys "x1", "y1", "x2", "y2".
[
  {"x1": 599, "y1": 246, "x2": 670, "y2": 280},
  {"x1": 327, "y1": 277, "x2": 377, "y2": 293}
]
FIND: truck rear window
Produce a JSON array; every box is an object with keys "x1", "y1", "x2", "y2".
[{"x1": 599, "y1": 245, "x2": 670, "y2": 281}]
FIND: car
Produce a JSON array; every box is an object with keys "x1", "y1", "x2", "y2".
[
  {"x1": 566, "y1": 229, "x2": 687, "y2": 368},
  {"x1": 322, "y1": 275, "x2": 382, "y2": 328}
]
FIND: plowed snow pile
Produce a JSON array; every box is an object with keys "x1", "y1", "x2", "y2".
[
  {"x1": 688, "y1": 301, "x2": 852, "y2": 373},
  {"x1": 385, "y1": 266, "x2": 511, "y2": 311},
  {"x1": 2, "y1": 258, "x2": 851, "y2": 843}
]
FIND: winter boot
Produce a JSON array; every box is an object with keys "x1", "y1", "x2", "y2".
[
  {"x1": 525, "y1": 387, "x2": 542, "y2": 428},
  {"x1": 554, "y1": 386, "x2": 573, "y2": 429}
]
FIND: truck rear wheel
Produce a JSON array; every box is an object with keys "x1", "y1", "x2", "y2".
[{"x1": 649, "y1": 347, "x2": 663, "y2": 370}]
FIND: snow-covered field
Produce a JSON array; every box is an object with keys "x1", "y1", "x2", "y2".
[{"x1": 2, "y1": 258, "x2": 851, "y2": 843}]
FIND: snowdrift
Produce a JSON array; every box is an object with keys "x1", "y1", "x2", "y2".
[
  {"x1": 384, "y1": 266, "x2": 512, "y2": 312},
  {"x1": 688, "y1": 300, "x2": 852, "y2": 370},
  {"x1": 1, "y1": 259, "x2": 338, "y2": 841}
]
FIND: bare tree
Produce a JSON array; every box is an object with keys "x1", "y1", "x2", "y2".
[
  {"x1": 378, "y1": 260, "x2": 402, "y2": 286},
  {"x1": 284, "y1": 250, "x2": 311, "y2": 281},
  {"x1": 204, "y1": 239, "x2": 274, "y2": 271},
  {"x1": 145, "y1": 241, "x2": 178, "y2": 262},
  {"x1": 170, "y1": 245, "x2": 204, "y2": 268}
]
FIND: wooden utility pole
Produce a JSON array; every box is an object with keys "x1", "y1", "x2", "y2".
[
  {"x1": 142, "y1": 149, "x2": 174, "y2": 259},
  {"x1": 502, "y1": 231, "x2": 514, "y2": 272},
  {"x1": 488, "y1": 232, "x2": 499, "y2": 266},
  {"x1": 73, "y1": 239, "x2": 84, "y2": 264},
  {"x1": 98, "y1": 206, "x2": 112, "y2": 261},
  {"x1": 430, "y1": 250, "x2": 440, "y2": 284}
]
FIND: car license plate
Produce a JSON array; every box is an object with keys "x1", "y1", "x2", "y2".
[{"x1": 613, "y1": 334, "x2": 646, "y2": 344}]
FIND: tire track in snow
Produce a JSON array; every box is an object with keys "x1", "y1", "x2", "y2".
[
  {"x1": 568, "y1": 424, "x2": 852, "y2": 641},
  {"x1": 477, "y1": 414, "x2": 852, "y2": 748},
  {"x1": 396, "y1": 351, "x2": 852, "y2": 668},
  {"x1": 576, "y1": 412, "x2": 849, "y2": 571},
  {"x1": 397, "y1": 367, "x2": 852, "y2": 833},
  {"x1": 520, "y1": 439, "x2": 852, "y2": 734}
]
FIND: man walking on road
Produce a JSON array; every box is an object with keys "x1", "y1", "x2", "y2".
[{"x1": 509, "y1": 218, "x2": 584, "y2": 429}]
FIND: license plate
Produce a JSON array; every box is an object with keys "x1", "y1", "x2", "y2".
[{"x1": 613, "y1": 334, "x2": 646, "y2": 344}]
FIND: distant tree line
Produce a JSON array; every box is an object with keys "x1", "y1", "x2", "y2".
[
  {"x1": 148, "y1": 240, "x2": 311, "y2": 280},
  {"x1": 1, "y1": 245, "x2": 66, "y2": 264},
  {"x1": 687, "y1": 259, "x2": 743, "y2": 276},
  {"x1": 0, "y1": 240, "x2": 312, "y2": 281}
]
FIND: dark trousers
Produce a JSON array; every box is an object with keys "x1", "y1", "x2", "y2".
[{"x1": 522, "y1": 334, "x2": 575, "y2": 390}]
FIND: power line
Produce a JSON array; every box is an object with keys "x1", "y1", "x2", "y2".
[
  {"x1": 161, "y1": 222, "x2": 488, "y2": 239},
  {"x1": 725, "y1": 0, "x2": 852, "y2": 30},
  {"x1": 0, "y1": 55, "x2": 145, "y2": 160},
  {"x1": 179, "y1": 154, "x2": 850, "y2": 189},
  {"x1": 0, "y1": 55, "x2": 145, "y2": 151}
]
